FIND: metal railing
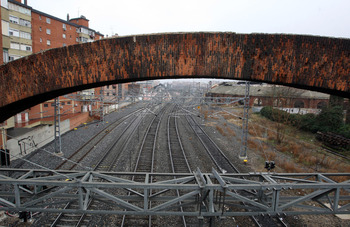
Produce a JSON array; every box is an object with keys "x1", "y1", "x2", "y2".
[{"x1": 0, "y1": 168, "x2": 349, "y2": 217}]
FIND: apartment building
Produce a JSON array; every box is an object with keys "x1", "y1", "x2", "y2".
[
  {"x1": 1, "y1": 0, "x2": 32, "y2": 63},
  {"x1": 1, "y1": 0, "x2": 104, "y2": 63},
  {"x1": 0, "y1": 0, "x2": 105, "y2": 125}
]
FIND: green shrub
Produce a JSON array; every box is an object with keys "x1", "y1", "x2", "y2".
[
  {"x1": 259, "y1": 106, "x2": 350, "y2": 139},
  {"x1": 315, "y1": 106, "x2": 343, "y2": 133},
  {"x1": 260, "y1": 106, "x2": 273, "y2": 120},
  {"x1": 298, "y1": 113, "x2": 318, "y2": 132},
  {"x1": 338, "y1": 124, "x2": 350, "y2": 138}
]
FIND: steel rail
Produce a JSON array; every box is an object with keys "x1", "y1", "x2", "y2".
[
  {"x1": 185, "y1": 115, "x2": 238, "y2": 174},
  {"x1": 50, "y1": 108, "x2": 147, "y2": 227},
  {"x1": 121, "y1": 104, "x2": 169, "y2": 227},
  {"x1": 185, "y1": 114, "x2": 266, "y2": 226},
  {"x1": 167, "y1": 104, "x2": 193, "y2": 226},
  {"x1": 185, "y1": 112, "x2": 288, "y2": 227},
  {"x1": 55, "y1": 108, "x2": 145, "y2": 170}
]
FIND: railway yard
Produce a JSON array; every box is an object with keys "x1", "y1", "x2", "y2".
[{"x1": 1, "y1": 97, "x2": 350, "y2": 226}]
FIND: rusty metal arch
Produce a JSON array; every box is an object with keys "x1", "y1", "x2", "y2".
[{"x1": 0, "y1": 32, "x2": 349, "y2": 122}]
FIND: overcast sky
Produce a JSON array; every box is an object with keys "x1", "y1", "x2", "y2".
[{"x1": 28, "y1": 0, "x2": 350, "y2": 39}]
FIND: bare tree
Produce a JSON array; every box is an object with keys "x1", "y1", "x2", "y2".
[{"x1": 265, "y1": 85, "x2": 304, "y2": 144}]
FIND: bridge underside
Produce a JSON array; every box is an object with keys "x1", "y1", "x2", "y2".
[
  {"x1": 0, "y1": 32, "x2": 349, "y2": 122},
  {"x1": 0, "y1": 168, "x2": 349, "y2": 216}
]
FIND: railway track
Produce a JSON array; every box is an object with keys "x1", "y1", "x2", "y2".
[
  {"x1": 55, "y1": 108, "x2": 145, "y2": 170},
  {"x1": 186, "y1": 114, "x2": 238, "y2": 174},
  {"x1": 168, "y1": 107, "x2": 191, "y2": 174},
  {"x1": 185, "y1": 114, "x2": 288, "y2": 227},
  {"x1": 120, "y1": 104, "x2": 169, "y2": 226},
  {"x1": 167, "y1": 106, "x2": 199, "y2": 226},
  {"x1": 48, "y1": 108, "x2": 149, "y2": 227}
]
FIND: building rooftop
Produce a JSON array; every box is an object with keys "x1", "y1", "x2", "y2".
[{"x1": 209, "y1": 82, "x2": 330, "y2": 99}]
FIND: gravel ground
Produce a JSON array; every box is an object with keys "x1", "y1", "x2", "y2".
[{"x1": 9, "y1": 102, "x2": 145, "y2": 171}]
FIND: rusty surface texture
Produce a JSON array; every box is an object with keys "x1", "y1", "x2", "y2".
[{"x1": 0, "y1": 32, "x2": 349, "y2": 122}]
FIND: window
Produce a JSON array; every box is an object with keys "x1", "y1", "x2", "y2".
[
  {"x1": 46, "y1": 18, "x2": 51, "y2": 24},
  {"x1": 8, "y1": 3, "x2": 31, "y2": 15},
  {"x1": 88, "y1": 30, "x2": 95, "y2": 37},
  {"x1": 253, "y1": 98, "x2": 262, "y2": 106},
  {"x1": 39, "y1": 15, "x2": 42, "y2": 20},
  {"x1": 9, "y1": 28, "x2": 19, "y2": 37},
  {"x1": 63, "y1": 24, "x2": 66, "y2": 30},
  {"x1": 317, "y1": 101, "x2": 327, "y2": 109},
  {"x1": 3, "y1": 50, "x2": 9, "y2": 63},
  {"x1": 39, "y1": 27, "x2": 42, "y2": 31},
  {"x1": 61, "y1": 102, "x2": 65, "y2": 106},
  {"x1": 106, "y1": 92, "x2": 110, "y2": 96},
  {"x1": 2, "y1": 21, "x2": 9, "y2": 36},
  {"x1": 67, "y1": 102, "x2": 71, "y2": 105},
  {"x1": 47, "y1": 40, "x2": 51, "y2": 46},
  {"x1": 9, "y1": 55, "x2": 20, "y2": 61},
  {"x1": 40, "y1": 38, "x2": 42, "y2": 42},
  {"x1": 10, "y1": 42, "x2": 20, "y2": 50},
  {"x1": 51, "y1": 103, "x2": 55, "y2": 107},
  {"x1": 20, "y1": 44, "x2": 32, "y2": 52},
  {"x1": 79, "y1": 37, "x2": 88, "y2": 43},
  {"x1": 76, "y1": 38, "x2": 79, "y2": 42},
  {"x1": 20, "y1": 31, "x2": 31, "y2": 39},
  {"x1": 294, "y1": 100, "x2": 304, "y2": 108},
  {"x1": 9, "y1": 15, "x2": 19, "y2": 24},
  {"x1": 62, "y1": 34, "x2": 66, "y2": 39},
  {"x1": 19, "y1": 19, "x2": 31, "y2": 27},
  {"x1": 44, "y1": 104, "x2": 48, "y2": 107},
  {"x1": 46, "y1": 29, "x2": 51, "y2": 35},
  {"x1": 78, "y1": 27, "x2": 89, "y2": 34},
  {"x1": 1, "y1": 0, "x2": 8, "y2": 9},
  {"x1": 19, "y1": 6, "x2": 31, "y2": 15},
  {"x1": 63, "y1": 43, "x2": 66, "y2": 47}
]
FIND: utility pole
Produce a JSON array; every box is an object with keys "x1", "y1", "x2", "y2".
[
  {"x1": 54, "y1": 97, "x2": 63, "y2": 156},
  {"x1": 239, "y1": 81, "x2": 250, "y2": 160},
  {"x1": 100, "y1": 87, "x2": 105, "y2": 122}
]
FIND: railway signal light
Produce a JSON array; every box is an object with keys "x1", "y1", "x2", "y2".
[{"x1": 265, "y1": 161, "x2": 275, "y2": 171}]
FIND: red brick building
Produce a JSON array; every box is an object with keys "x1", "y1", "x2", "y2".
[
  {"x1": 0, "y1": 0, "x2": 104, "y2": 125},
  {"x1": 31, "y1": 11, "x2": 77, "y2": 52},
  {"x1": 31, "y1": 11, "x2": 103, "y2": 52}
]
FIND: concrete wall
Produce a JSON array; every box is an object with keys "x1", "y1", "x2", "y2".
[
  {"x1": 5, "y1": 105, "x2": 117, "y2": 161},
  {"x1": 6, "y1": 118, "x2": 70, "y2": 160}
]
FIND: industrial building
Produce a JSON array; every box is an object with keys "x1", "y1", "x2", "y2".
[{"x1": 207, "y1": 82, "x2": 330, "y2": 114}]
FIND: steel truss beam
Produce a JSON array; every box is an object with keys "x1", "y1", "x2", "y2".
[{"x1": 0, "y1": 168, "x2": 349, "y2": 217}]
